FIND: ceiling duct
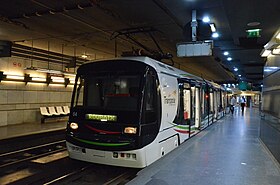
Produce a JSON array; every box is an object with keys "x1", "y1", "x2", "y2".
[{"x1": 11, "y1": 44, "x2": 87, "y2": 66}]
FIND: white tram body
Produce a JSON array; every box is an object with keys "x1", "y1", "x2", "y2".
[{"x1": 66, "y1": 56, "x2": 226, "y2": 168}]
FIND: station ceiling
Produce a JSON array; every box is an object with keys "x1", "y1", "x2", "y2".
[{"x1": 0, "y1": 0, "x2": 279, "y2": 85}]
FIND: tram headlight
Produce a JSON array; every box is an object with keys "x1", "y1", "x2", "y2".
[
  {"x1": 124, "y1": 127, "x2": 137, "y2": 134},
  {"x1": 70, "y1": 122, "x2": 79, "y2": 130}
]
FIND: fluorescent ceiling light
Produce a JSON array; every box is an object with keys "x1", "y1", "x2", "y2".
[
  {"x1": 212, "y1": 32, "x2": 219, "y2": 38},
  {"x1": 6, "y1": 75, "x2": 24, "y2": 80},
  {"x1": 261, "y1": 49, "x2": 271, "y2": 57},
  {"x1": 81, "y1": 54, "x2": 88, "y2": 59},
  {"x1": 223, "y1": 51, "x2": 229, "y2": 56},
  {"x1": 51, "y1": 76, "x2": 65, "y2": 83},
  {"x1": 276, "y1": 32, "x2": 280, "y2": 39},
  {"x1": 234, "y1": 67, "x2": 238, "y2": 71},
  {"x1": 202, "y1": 16, "x2": 210, "y2": 23},
  {"x1": 209, "y1": 23, "x2": 216, "y2": 32},
  {"x1": 238, "y1": 75, "x2": 241, "y2": 77},
  {"x1": 32, "y1": 77, "x2": 46, "y2": 82},
  {"x1": 272, "y1": 48, "x2": 280, "y2": 55},
  {"x1": 227, "y1": 57, "x2": 232, "y2": 61}
]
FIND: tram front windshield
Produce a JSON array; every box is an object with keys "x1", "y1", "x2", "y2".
[{"x1": 73, "y1": 74, "x2": 141, "y2": 111}]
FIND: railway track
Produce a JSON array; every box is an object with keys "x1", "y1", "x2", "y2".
[
  {"x1": 0, "y1": 140, "x2": 66, "y2": 168},
  {"x1": 0, "y1": 140, "x2": 138, "y2": 185},
  {"x1": 43, "y1": 165, "x2": 138, "y2": 185}
]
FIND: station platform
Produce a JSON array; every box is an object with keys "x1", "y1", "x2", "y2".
[
  {"x1": 0, "y1": 121, "x2": 67, "y2": 140},
  {"x1": 128, "y1": 108, "x2": 280, "y2": 185}
]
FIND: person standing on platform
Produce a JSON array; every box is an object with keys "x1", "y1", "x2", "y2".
[
  {"x1": 240, "y1": 96, "x2": 246, "y2": 115},
  {"x1": 230, "y1": 95, "x2": 236, "y2": 115}
]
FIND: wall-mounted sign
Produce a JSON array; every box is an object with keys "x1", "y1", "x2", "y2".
[{"x1": 246, "y1": 29, "x2": 261, "y2": 38}]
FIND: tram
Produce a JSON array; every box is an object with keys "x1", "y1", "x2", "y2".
[{"x1": 66, "y1": 56, "x2": 226, "y2": 168}]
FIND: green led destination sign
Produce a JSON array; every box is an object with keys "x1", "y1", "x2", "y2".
[
  {"x1": 85, "y1": 114, "x2": 117, "y2": 122},
  {"x1": 246, "y1": 29, "x2": 261, "y2": 38}
]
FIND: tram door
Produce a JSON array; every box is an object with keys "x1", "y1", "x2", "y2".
[
  {"x1": 182, "y1": 83, "x2": 191, "y2": 125},
  {"x1": 210, "y1": 88, "x2": 214, "y2": 115},
  {"x1": 195, "y1": 86, "x2": 201, "y2": 128},
  {"x1": 201, "y1": 84, "x2": 209, "y2": 120},
  {"x1": 176, "y1": 82, "x2": 194, "y2": 126},
  {"x1": 190, "y1": 85, "x2": 196, "y2": 126}
]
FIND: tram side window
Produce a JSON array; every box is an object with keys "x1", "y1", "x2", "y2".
[
  {"x1": 75, "y1": 78, "x2": 84, "y2": 106},
  {"x1": 143, "y1": 73, "x2": 157, "y2": 123}
]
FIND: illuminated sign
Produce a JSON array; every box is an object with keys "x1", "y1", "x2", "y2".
[
  {"x1": 246, "y1": 29, "x2": 261, "y2": 38},
  {"x1": 177, "y1": 41, "x2": 213, "y2": 57},
  {"x1": 85, "y1": 114, "x2": 117, "y2": 122}
]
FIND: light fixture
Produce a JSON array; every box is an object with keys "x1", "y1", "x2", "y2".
[
  {"x1": 247, "y1": 22, "x2": 260, "y2": 27},
  {"x1": 202, "y1": 16, "x2": 210, "y2": 23},
  {"x1": 124, "y1": 127, "x2": 137, "y2": 134},
  {"x1": 81, "y1": 54, "x2": 88, "y2": 59},
  {"x1": 272, "y1": 48, "x2": 280, "y2": 55},
  {"x1": 246, "y1": 29, "x2": 262, "y2": 38},
  {"x1": 210, "y1": 23, "x2": 216, "y2": 32},
  {"x1": 227, "y1": 57, "x2": 232, "y2": 61},
  {"x1": 51, "y1": 76, "x2": 65, "y2": 83},
  {"x1": 32, "y1": 77, "x2": 46, "y2": 82},
  {"x1": 276, "y1": 32, "x2": 280, "y2": 40},
  {"x1": 70, "y1": 122, "x2": 79, "y2": 130},
  {"x1": 223, "y1": 51, "x2": 229, "y2": 56},
  {"x1": 212, "y1": 32, "x2": 219, "y2": 38},
  {"x1": 261, "y1": 49, "x2": 271, "y2": 57},
  {"x1": 238, "y1": 75, "x2": 241, "y2": 77},
  {"x1": 70, "y1": 79, "x2": 75, "y2": 84},
  {"x1": 234, "y1": 67, "x2": 238, "y2": 72},
  {"x1": 6, "y1": 75, "x2": 25, "y2": 80},
  {"x1": 0, "y1": 70, "x2": 72, "y2": 87}
]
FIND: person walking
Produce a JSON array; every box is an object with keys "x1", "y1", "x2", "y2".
[
  {"x1": 230, "y1": 95, "x2": 236, "y2": 115},
  {"x1": 240, "y1": 96, "x2": 246, "y2": 115}
]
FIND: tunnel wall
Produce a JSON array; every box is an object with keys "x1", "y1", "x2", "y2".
[{"x1": 0, "y1": 57, "x2": 74, "y2": 126}]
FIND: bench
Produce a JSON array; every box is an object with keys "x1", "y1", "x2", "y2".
[{"x1": 40, "y1": 106, "x2": 70, "y2": 123}]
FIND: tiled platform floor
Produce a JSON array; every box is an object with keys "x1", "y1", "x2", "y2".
[{"x1": 128, "y1": 108, "x2": 280, "y2": 185}]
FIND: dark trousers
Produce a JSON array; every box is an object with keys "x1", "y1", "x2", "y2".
[
  {"x1": 241, "y1": 103, "x2": 245, "y2": 113},
  {"x1": 230, "y1": 105, "x2": 234, "y2": 114}
]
